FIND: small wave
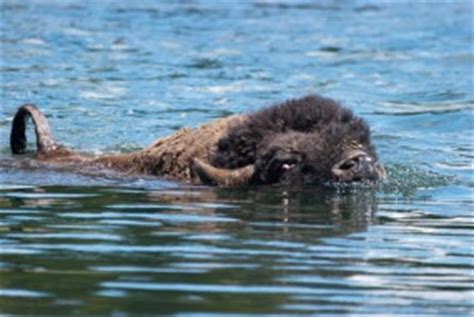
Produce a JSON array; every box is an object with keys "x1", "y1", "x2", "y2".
[
  {"x1": 188, "y1": 57, "x2": 223, "y2": 69},
  {"x1": 6, "y1": 232, "x2": 123, "y2": 241},
  {"x1": 202, "y1": 83, "x2": 244, "y2": 94},
  {"x1": 254, "y1": 2, "x2": 340, "y2": 11},
  {"x1": 354, "y1": 5, "x2": 381, "y2": 12},
  {"x1": 80, "y1": 85, "x2": 127, "y2": 100},
  {"x1": 4, "y1": 192, "x2": 98, "y2": 199},
  {"x1": 376, "y1": 101, "x2": 473, "y2": 115},
  {"x1": 0, "y1": 289, "x2": 50, "y2": 298},
  {"x1": 198, "y1": 48, "x2": 241, "y2": 59},
  {"x1": 21, "y1": 38, "x2": 47, "y2": 46},
  {"x1": 62, "y1": 27, "x2": 91, "y2": 37},
  {"x1": 435, "y1": 162, "x2": 474, "y2": 171},
  {"x1": 380, "y1": 164, "x2": 455, "y2": 196}
]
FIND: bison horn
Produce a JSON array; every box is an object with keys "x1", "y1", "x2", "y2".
[{"x1": 192, "y1": 158, "x2": 255, "y2": 187}]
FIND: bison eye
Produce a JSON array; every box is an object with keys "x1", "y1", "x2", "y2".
[{"x1": 258, "y1": 151, "x2": 303, "y2": 184}]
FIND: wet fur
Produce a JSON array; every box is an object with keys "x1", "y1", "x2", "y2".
[
  {"x1": 91, "y1": 115, "x2": 248, "y2": 181},
  {"x1": 10, "y1": 95, "x2": 377, "y2": 184}
]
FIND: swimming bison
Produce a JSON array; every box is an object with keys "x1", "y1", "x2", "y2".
[{"x1": 10, "y1": 95, "x2": 386, "y2": 187}]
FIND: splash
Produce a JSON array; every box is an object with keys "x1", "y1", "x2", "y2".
[{"x1": 380, "y1": 164, "x2": 456, "y2": 196}]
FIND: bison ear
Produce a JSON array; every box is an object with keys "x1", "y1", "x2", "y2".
[{"x1": 192, "y1": 158, "x2": 255, "y2": 187}]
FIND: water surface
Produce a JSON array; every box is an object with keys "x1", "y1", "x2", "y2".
[{"x1": 1, "y1": 1, "x2": 473, "y2": 316}]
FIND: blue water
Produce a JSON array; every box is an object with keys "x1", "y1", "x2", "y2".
[{"x1": 1, "y1": 1, "x2": 473, "y2": 316}]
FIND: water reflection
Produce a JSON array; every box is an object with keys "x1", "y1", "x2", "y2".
[
  {"x1": 2, "y1": 182, "x2": 470, "y2": 315},
  {"x1": 1, "y1": 184, "x2": 380, "y2": 243},
  {"x1": 0, "y1": 184, "x2": 380, "y2": 314}
]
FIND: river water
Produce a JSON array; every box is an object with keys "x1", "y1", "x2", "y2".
[{"x1": 1, "y1": 1, "x2": 473, "y2": 316}]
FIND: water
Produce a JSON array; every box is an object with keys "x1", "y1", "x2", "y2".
[{"x1": 1, "y1": 1, "x2": 473, "y2": 316}]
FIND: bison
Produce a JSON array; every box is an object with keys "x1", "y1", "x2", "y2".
[{"x1": 9, "y1": 95, "x2": 386, "y2": 187}]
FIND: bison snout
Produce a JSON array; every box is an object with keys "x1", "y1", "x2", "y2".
[{"x1": 331, "y1": 150, "x2": 385, "y2": 183}]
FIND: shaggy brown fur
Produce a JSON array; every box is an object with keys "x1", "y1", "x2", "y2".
[
  {"x1": 91, "y1": 115, "x2": 248, "y2": 182},
  {"x1": 211, "y1": 95, "x2": 382, "y2": 184},
  {"x1": 212, "y1": 95, "x2": 376, "y2": 168}
]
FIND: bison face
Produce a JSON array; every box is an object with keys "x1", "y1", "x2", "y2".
[
  {"x1": 193, "y1": 130, "x2": 385, "y2": 187},
  {"x1": 252, "y1": 132, "x2": 385, "y2": 185},
  {"x1": 192, "y1": 95, "x2": 386, "y2": 187}
]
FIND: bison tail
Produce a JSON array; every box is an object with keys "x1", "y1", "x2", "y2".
[{"x1": 10, "y1": 104, "x2": 69, "y2": 156}]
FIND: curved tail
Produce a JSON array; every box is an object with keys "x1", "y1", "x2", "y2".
[{"x1": 10, "y1": 104, "x2": 68, "y2": 156}]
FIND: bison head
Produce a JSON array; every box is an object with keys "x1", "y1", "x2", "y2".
[
  {"x1": 193, "y1": 95, "x2": 386, "y2": 187},
  {"x1": 193, "y1": 133, "x2": 385, "y2": 187}
]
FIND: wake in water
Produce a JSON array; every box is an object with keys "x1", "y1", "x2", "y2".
[
  {"x1": 1, "y1": 153, "x2": 455, "y2": 198},
  {"x1": 380, "y1": 164, "x2": 455, "y2": 196}
]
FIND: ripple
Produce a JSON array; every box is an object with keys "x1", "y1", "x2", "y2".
[
  {"x1": 60, "y1": 211, "x2": 238, "y2": 223},
  {"x1": 254, "y1": 2, "x2": 340, "y2": 11},
  {"x1": 92, "y1": 265, "x2": 206, "y2": 274},
  {"x1": 79, "y1": 85, "x2": 128, "y2": 100},
  {"x1": 96, "y1": 289, "x2": 128, "y2": 298},
  {"x1": 188, "y1": 57, "x2": 223, "y2": 69},
  {"x1": 101, "y1": 281, "x2": 333, "y2": 295},
  {"x1": 376, "y1": 101, "x2": 473, "y2": 115},
  {"x1": 201, "y1": 83, "x2": 244, "y2": 94},
  {"x1": 2, "y1": 192, "x2": 98, "y2": 199},
  {"x1": 380, "y1": 164, "x2": 455, "y2": 196},
  {"x1": 7, "y1": 232, "x2": 123, "y2": 241},
  {"x1": 173, "y1": 262, "x2": 259, "y2": 270},
  {"x1": 98, "y1": 219, "x2": 162, "y2": 227},
  {"x1": 0, "y1": 289, "x2": 50, "y2": 298},
  {"x1": 107, "y1": 203, "x2": 195, "y2": 210},
  {"x1": 21, "y1": 38, "x2": 47, "y2": 46},
  {"x1": 0, "y1": 209, "x2": 41, "y2": 214},
  {"x1": 436, "y1": 161, "x2": 474, "y2": 171},
  {"x1": 0, "y1": 247, "x2": 42, "y2": 255},
  {"x1": 0, "y1": 185, "x2": 36, "y2": 191}
]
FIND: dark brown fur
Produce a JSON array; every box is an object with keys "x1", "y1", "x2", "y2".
[{"x1": 212, "y1": 95, "x2": 379, "y2": 184}]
